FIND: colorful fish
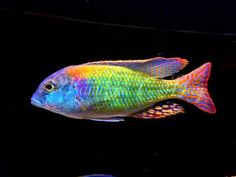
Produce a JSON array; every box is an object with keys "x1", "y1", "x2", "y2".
[{"x1": 31, "y1": 57, "x2": 216, "y2": 122}]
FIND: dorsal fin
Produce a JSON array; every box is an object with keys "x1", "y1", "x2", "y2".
[{"x1": 85, "y1": 57, "x2": 188, "y2": 78}]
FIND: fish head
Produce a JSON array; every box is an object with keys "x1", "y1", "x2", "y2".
[{"x1": 31, "y1": 67, "x2": 78, "y2": 115}]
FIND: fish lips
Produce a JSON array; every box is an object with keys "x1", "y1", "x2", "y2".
[
  {"x1": 31, "y1": 97, "x2": 42, "y2": 108},
  {"x1": 31, "y1": 92, "x2": 44, "y2": 108}
]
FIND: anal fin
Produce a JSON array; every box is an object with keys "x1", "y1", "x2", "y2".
[{"x1": 130, "y1": 102, "x2": 184, "y2": 119}]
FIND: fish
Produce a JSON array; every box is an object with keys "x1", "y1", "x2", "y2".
[
  {"x1": 79, "y1": 174, "x2": 115, "y2": 177},
  {"x1": 31, "y1": 57, "x2": 216, "y2": 122}
]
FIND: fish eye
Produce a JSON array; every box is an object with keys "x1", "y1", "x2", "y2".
[{"x1": 44, "y1": 82, "x2": 55, "y2": 92}]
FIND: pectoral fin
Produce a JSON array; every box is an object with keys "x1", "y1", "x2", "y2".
[
  {"x1": 88, "y1": 118, "x2": 125, "y2": 122},
  {"x1": 85, "y1": 57, "x2": 188, "y2": 78},
  {"x1": 130, "y1": 102, "x2": 184, "y2": 119}
]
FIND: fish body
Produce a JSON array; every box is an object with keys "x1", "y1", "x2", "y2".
[
  {"x1": 66, "y1": 64, "x2": 178, "y2": 117},
  {"x1": 31, "y1": 57, "x2": 216, "y2": 121}
]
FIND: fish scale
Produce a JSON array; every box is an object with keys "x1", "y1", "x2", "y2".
[{"x1": 72, "y1": 65, "x2": 178, "y2": 114}]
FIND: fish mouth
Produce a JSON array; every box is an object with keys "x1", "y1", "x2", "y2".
[{"x1": 31, "y1": 97, "x2": 42, "y2": 107}]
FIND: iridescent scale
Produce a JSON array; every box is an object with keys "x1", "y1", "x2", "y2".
[{"x1": 67, "y1": 65, "x2": 179, "y2": 115}]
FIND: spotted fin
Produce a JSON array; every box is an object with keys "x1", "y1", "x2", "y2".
[
  {"x1": 130, "y1": 103, "x2": 184, "y2": 119},
  {"x1": 88, "y1": 118, "x2": 124, "y2": 122},
  {"x1": 85, "y1": 57, "x2": 188, "y2": 78}
]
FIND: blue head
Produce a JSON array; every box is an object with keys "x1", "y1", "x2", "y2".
[{"x1": 31, "y1": 68, "x2": 78, "y2": 116}]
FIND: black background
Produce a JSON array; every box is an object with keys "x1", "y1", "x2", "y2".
[{"x1": 1, "y1": 0, "x2": 236, "y2": 177}]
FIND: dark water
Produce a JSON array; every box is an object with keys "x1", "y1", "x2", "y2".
[{"x1": 1, "y1": 1, "x2": 236, "y2": 177}]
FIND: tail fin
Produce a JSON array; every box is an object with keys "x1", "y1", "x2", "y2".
[{"x1": 176, "y1": 62, "x2": 216, "y2": 113}]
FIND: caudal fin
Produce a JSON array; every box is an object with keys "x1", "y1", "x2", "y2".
[{"x1": 176, "y1": 62, "x2": 216, "y2": 113}]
